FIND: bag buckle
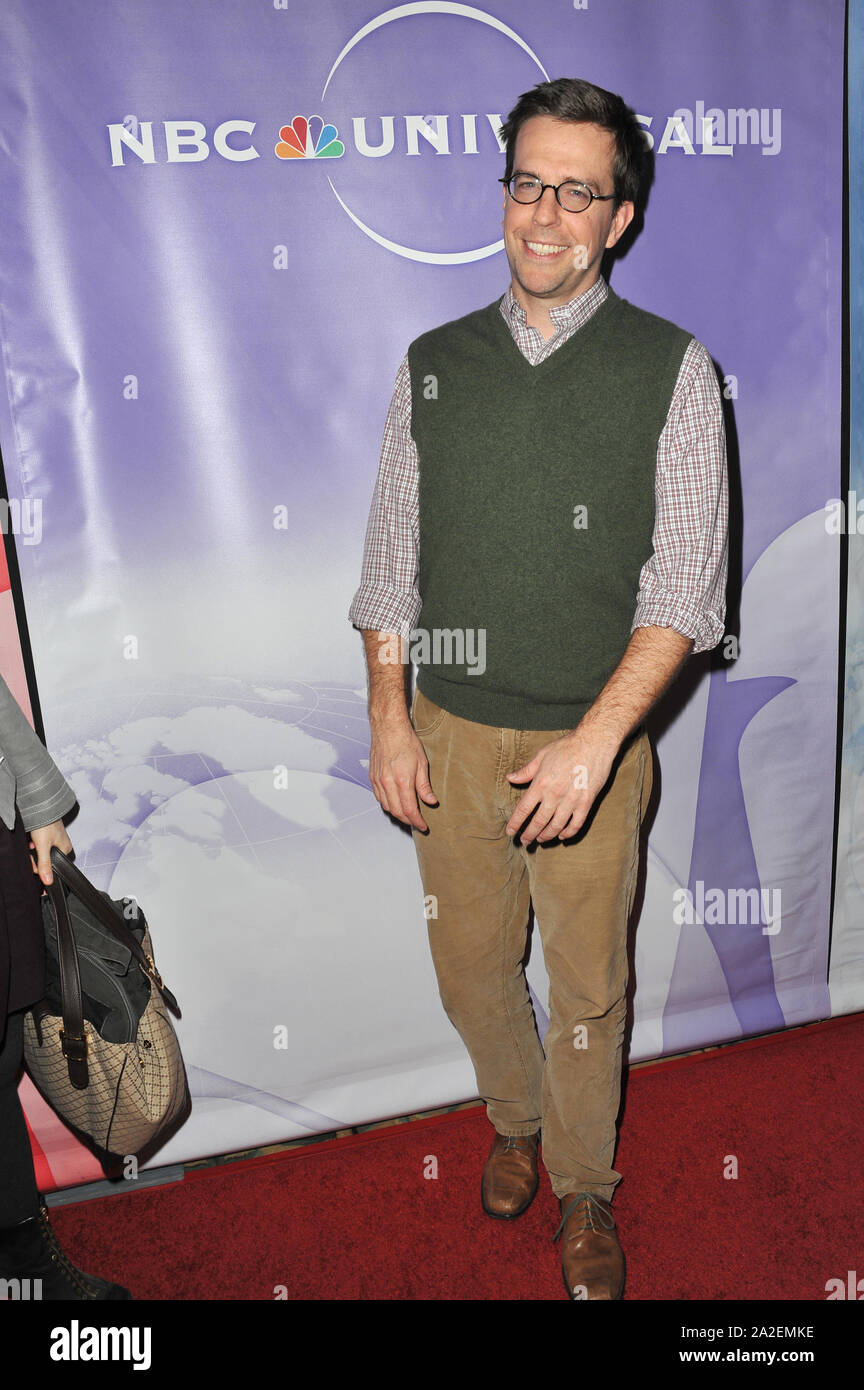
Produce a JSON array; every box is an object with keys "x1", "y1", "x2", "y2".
[{"x1": 59, "y1": 1028, "x2": 88, "y2": 1062}]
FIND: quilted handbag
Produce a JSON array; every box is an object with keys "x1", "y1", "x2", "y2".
[{"x1": 22, "y1": 847, "x2": 188, "y2": 1157}]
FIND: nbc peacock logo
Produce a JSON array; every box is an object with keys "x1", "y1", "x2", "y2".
[{"x1": 275, "y1": 115, "x2": 344, "y2": 160}]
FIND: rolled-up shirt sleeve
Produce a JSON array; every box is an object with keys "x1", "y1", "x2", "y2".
[
  {"x1": 633, "y1": 337, "x2": 729, "y2": 653},
  {"x1": 348, "y1": 354, "x2": 422, "y2": 640}
]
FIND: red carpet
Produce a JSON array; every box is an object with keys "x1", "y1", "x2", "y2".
[{"x1": 48, "y1": 1015, "x2": 864, "y2": 1300}]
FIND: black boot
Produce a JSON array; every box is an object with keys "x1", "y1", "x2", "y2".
[{"x1": 0, "y1": 1205, "x2": 133, "y2": 1300}]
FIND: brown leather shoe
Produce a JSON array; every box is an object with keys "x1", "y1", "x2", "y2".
[
  {"x1": 481, "y1": 1131, "x2": 540, "y2": 1219},
  {"x1": 553, "y1": 1191, "x2": 624, "y2": 1300}
]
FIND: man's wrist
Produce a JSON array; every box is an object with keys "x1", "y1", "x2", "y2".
[
  {"x1": 558, "y1": 681, "x2": 637, "y2": 755},
  {"x1": 572, "y1": 706, "x2": 633, "y2": 752},
  {"x1": 369, "y1": 697, "x2": 412, "y2": 732}
]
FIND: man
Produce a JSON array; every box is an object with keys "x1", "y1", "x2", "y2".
[{"x1": 349, "y1": 77, "x2": 728, "y2": 1301}]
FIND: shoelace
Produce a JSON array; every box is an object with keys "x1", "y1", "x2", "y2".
[
  {"x1": 501, "y1": 1135, "x2": 536, "y2": 1153},
  {"x1": 552, "y1": 1191, "x2": 616, "y2": 1244}
]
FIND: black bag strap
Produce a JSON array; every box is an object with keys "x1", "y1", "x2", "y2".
[
  {"x1": 43, "y1": 873, "x2": 90, "y2": 1090},
  {"x1": 48, "y1": 848, "x2": 181, "y2": 1015}
]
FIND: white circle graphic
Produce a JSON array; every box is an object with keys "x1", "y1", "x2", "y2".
[
  {"x1": 322, "y1": 1, "x2": 549, "y2": 265},
  {"x1": 327, "y1": 178, "x2": 504, "y2": 264}
]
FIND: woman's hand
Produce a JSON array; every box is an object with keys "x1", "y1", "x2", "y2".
[{"x1": 28, "y1": 820, "x2": 74, "y2": 886}]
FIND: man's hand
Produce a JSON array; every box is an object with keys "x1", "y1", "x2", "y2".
[
  {"x1": 505, "y1": 729, "x2": 617, "y2": 845},
  {"x1": 361, "y1": 627, "x2": 439, "y2": 831},
  {"x1": 505, "y1": 625, "x2": 694, "y2": 845},
  {"x1": 28, "y1": 819, "x2": 74, "y2": 886},
  {"x1": 369, "y1": 719, "x2": 439, "y2": 832}
]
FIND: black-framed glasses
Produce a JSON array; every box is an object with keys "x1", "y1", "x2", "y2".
[{"x1": 500, "y1": 175, "x2": 615, "y2": 214}]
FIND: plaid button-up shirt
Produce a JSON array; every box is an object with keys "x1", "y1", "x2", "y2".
[{"x1": 349, "y1": 276, "x2": 728, "y2": 653}]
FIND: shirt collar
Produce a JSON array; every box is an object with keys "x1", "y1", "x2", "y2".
[{"x1": 501, "y1": 275, "x2": 608, "y2": 333}]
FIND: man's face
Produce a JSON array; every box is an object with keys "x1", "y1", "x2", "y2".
[{"x1": 501, "y1": 115, "x2": 634, "y2": 309}]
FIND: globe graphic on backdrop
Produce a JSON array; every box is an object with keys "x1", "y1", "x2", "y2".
[
  {"x1": 51, "y1": 674, "x2": 447, "y2": 1150},
  {"x1": 46, "y1": 598, "x2": 806, "y2": 1157}
]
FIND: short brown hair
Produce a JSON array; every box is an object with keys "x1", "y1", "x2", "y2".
[{"x1": 499, "y1": 77, "x2": 651, "y2": 210}]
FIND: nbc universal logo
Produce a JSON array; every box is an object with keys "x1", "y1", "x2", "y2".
[
  {"x1": 105, "y1": 1, "x2": 782, "y2": 264},
  {"x1": 106, "y1": 100, "x2": 780, "y2": 168}
]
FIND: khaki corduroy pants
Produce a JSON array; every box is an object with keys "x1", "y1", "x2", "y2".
[{"x1": 410, "y1": 685, "x2": 653, "y2": 1201}]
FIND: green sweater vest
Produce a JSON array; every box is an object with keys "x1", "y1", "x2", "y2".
[{"x1": 407, "y1": 286, "x2": 692, "y2": 730}]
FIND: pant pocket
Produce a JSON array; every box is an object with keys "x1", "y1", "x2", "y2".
[{"x1": 411, "y1": 688, "x2": 449, "y2": 737}]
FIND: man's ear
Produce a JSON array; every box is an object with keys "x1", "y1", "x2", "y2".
[{"x1": 605, "y1": 199, "x2": 635, "y2": 250}]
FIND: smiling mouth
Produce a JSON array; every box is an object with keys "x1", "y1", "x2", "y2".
[{"x1": 523, "y1": 239, "x2": 568, "y2": 258}]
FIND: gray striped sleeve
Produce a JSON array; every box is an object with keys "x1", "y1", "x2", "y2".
[{"x1": 16, "y1": 758, "x2": 77, "y2": 832}]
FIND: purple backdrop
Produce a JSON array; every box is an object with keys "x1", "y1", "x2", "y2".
[{"x1": 0, "y1": 0, "x2": 845, "y2": 1189}]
